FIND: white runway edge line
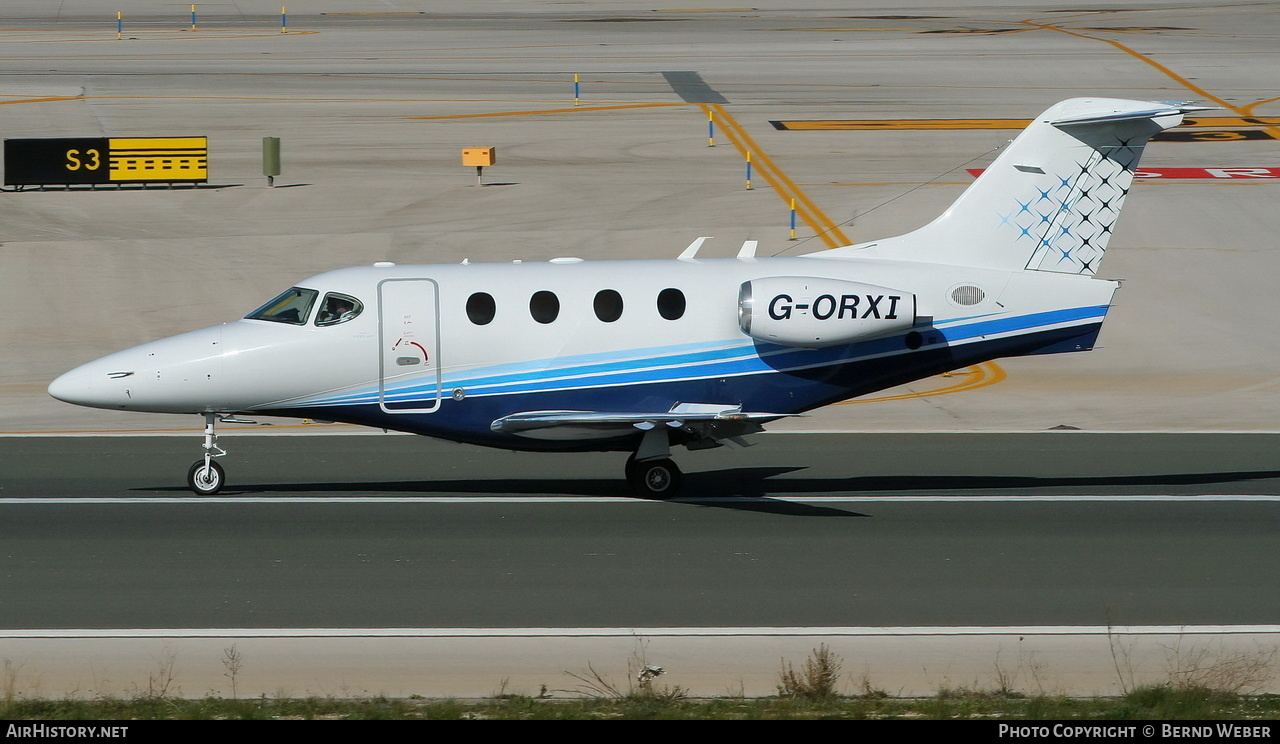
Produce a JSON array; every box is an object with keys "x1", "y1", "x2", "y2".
[
  {"x1": 2, "y1": 495, "x2": 1279, "y2": 505},
  {"x1": 2, "y1": 626, "x2": 1278, "y2": 640}
]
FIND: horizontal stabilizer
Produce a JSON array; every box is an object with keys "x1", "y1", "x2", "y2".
[{"x1": 1051, "y1": 102, "x2": 1213, "y2": 127}]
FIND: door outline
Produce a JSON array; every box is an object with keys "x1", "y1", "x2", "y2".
[{"x1": 377, "y1": 277, "x2": 442, "y2": 414}]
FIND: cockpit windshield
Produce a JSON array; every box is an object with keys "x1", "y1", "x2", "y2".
[{"x1": 245, "y1": 287, "x2": 318, "y2": 325}]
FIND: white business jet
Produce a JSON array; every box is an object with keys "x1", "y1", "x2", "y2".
[{"x1": 49, "y1": 98, "x2": 1198, "y2": 497}]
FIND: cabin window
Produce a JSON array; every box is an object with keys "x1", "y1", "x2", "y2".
[
  {"x1": 245, "y1": 287, "x2": 318, "y2": 326},
  {"x1": 593, "y1": 289, "x2": 623, "y2": 323},
  {"x1": 315, "y1": 293, "x2": 363, "y2": 327},
  {"x1": 466, "y1": 292, "x2": 496, "y2": 325},
  {"x1": 530, "y1": 290, "x2": 560, "y2": 324},
  {"x1": 657, "y1": 288, "x2": 686, "y2": 320}
]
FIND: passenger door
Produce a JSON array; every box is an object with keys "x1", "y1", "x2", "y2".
[{"x1": 377, "y1": 278, "x2": 441, "y2": 413}]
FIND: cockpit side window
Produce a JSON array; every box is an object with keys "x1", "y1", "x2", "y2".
[
  {"x1": 245, "y1": 287, "x2": 318, "y2": 325},
  {"x1": 315, "y1": 292, "x2": 364, "y2": 327}
]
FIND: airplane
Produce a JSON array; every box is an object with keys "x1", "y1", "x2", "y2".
[{"x1": 48, "y1": 97, "x2": 1201, "y2": 497}]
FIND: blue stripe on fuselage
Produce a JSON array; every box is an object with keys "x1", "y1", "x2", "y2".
[
  {"x1": 263, "y1": 321, "x2": 1104, "y2": 451},
  {"x1": 291, "y1": 305, "x2": 1108, "y2": 407}
]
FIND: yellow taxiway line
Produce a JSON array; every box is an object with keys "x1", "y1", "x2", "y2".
[
  {"x1": 1020, "y1": 20, "x2": 1280, "y2": 141},
  {"x1": 701, "y1": 103, "x2": 852, "y2": 249},
  {"x1": 0, "y1": 95, "x2": 82, "y2": 106},
  {"x1": 407, "y1": 102, "x2": 684, "y2": 120},
  {"x1": 838, "y1": 362, "x2": 1008, "y2": 406}
]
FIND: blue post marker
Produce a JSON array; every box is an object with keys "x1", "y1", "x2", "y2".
[
  {"x1": 117, "y1": 11, "x2": 122, "y2": 40},
  {"x1": 745, "y1": 151, "x2": 753, "y2": 190},
  {"x1": 281, "y1": 6, "x2": 287, "y2": 34},
  {"x1": 573, "y1": 73, "x2": 580, "y2": 106},
  {"x1": 789, "y1": 197, "x2": 797, "y2": 240},
  {"x1": 191, "y1": 5, "x2": 197, "y2": 31},
  {"x1": 707, "y1": 109, "x2": 715, "y2": 147}
]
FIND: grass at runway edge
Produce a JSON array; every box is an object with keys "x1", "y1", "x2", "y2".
[{"x1": 3, "y1": 687, "x2": 1278, "y2": 720}]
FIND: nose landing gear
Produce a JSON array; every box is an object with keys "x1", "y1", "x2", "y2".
[
  {"x1": 187, "y1": 458, "x2": 225, "y2": 495},
  {"x1": 187, "y1": 413, "x2": 227, "y2": 495}
]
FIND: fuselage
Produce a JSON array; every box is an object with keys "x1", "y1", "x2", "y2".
[{"x1": 48, "y1": 252, "x2": 1116, "y2": 452}]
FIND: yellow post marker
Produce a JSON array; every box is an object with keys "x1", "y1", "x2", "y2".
[
  {"x1": 462, "y1": 147, "x2": 496, "y2": 186},
  {"x1": 745, "y1": 150, "x2": 753, "y2": 191},
  {"x1": 707, "y1": 109, "x2": 715, "y2": 147},
  {"x1": 281, "y1": 6, "x2": 287, "y2": 34},
  {"x1": 191, "y1": 5, "x2": 197, "y2": 32},
  {"x1": 117, "y1": 11, "x2": 122, "y2": 40},
  {"x1": 573, "y1": 73, "x2": 580, "y2": 107},
  {"x1": 789, "y1": 197, "x2": 797, "y2": 240}
]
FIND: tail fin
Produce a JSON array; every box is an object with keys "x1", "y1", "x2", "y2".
[{"x1": 843, "y1": 98, "x2": 1200, "y2": 274}]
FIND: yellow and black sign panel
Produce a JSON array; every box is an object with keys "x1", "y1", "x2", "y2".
[
  {"x1": 108, "y1": 137, "x2": 207, "y2": 182},
  {"x1": 4, "y1": 136, "x2": 207, "y2": 186}
]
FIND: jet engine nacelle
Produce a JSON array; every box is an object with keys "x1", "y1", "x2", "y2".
[{"x1": 738, "y1": 277, "x2": 916, "y2": 348}]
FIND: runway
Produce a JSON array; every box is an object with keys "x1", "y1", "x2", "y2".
[
  {"x1": 2, "y1": 432, "x2": 1277, "y2": 697},
  {"x1": 3, "y1": 432, "x2": 1277, "y2": 629}
]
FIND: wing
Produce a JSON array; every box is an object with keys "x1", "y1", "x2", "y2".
[{"x1": 490, "y1": 403, "x2": 792, "y2": 443}]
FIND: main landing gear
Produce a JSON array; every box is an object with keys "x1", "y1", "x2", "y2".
[
  {"x1": 626, "y1": 455, "x2": 682, "y2": 498},
  {"x1": 187, "y1": 412, "x2": 227, "y2": 495},
  {"x1": 625, "y1": 428, "x2": 683, "y2": 499}
]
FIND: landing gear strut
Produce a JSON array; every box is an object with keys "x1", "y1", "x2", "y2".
[
  {"x1": 625, "y1": 427, "x2": 682, "y2": 498},
  {"x1": 187, "y1": 413, "x2": 227, "y2": 495}
]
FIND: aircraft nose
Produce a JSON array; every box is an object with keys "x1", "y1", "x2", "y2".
[
  {"x1": 47, "y1": 367, "x2": 86, "y2": 405},
  {"x1": 47, "y1": 361, "x2": 137, "y2": 410},
  {"x1": 48, "y1": 324, "x2": 231, "y2": 413}
]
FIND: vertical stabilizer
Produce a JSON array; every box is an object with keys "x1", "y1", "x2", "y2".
[{"x1": 847, "y1": 98, "x2": 1198, "y2": 275}]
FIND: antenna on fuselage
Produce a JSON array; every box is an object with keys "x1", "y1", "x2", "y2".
[
  {"x1": 678, "y1": 236, "x2": 712, "y2": 260},
  {"x1": 737, "y1": 240, "x2": 758, "y2": 259}
]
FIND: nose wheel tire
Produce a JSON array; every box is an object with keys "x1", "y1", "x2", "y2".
[
  {"x1": 627, "y1": 458, "x2": 682, "y2": 499},
  {"x1": 187, "y1": 460, "x2": 225, "y2": 495}
]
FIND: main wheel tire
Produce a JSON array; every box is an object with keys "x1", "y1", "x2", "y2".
[
  {"x1": 187, "y1": 460, "x2": 225, "y2": 495},
  {"x1": 628, "y1": 458, "x2": 682, "y2": 499}
]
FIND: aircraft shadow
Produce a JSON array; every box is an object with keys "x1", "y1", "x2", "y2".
[
  {"x1": 784, "y1": 469, "x2": 1280, "y2": 494},
  {"x1": 134, "y1": 466, "x2": 864, "y2": 516},
  {"x1": 130, "y1": 467, "x2": 1280, "y2": 517}
]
